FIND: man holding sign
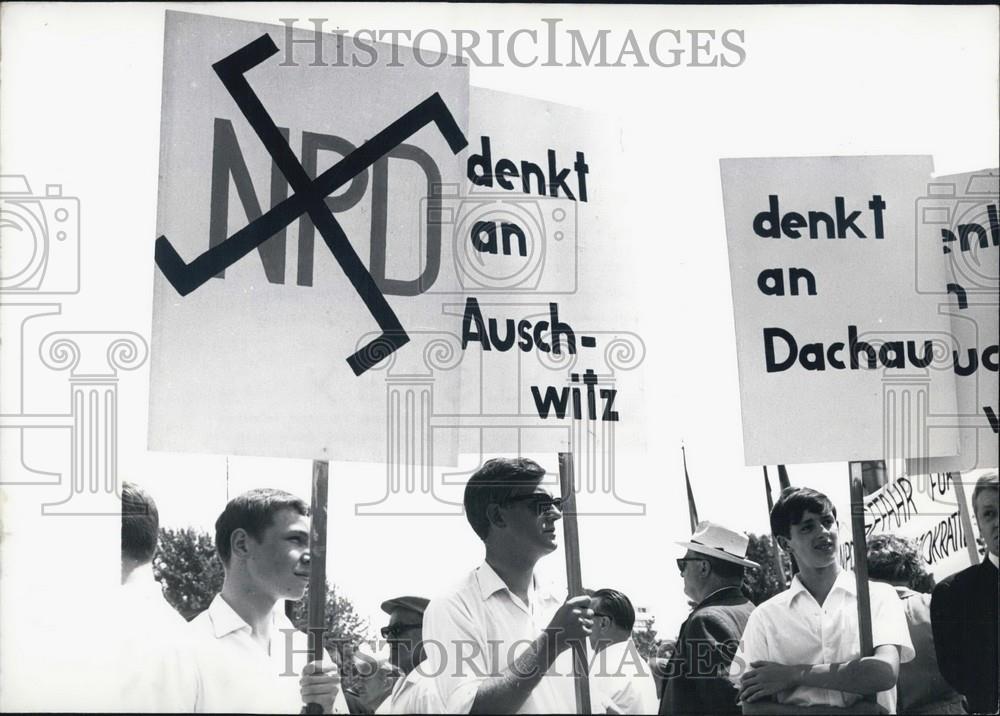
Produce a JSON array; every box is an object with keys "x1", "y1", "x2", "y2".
[
  {"x1": 178, "y1": 489, "x2": 347, "y2": 713},
  {"x1": 422, "y1": 458, "x2": 594, "y2": 714},
  {"x1": 730, "y1": 487, "x2": 914, "y2": 714}
]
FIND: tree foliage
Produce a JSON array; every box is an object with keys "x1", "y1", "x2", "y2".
[
  {"x1": 287, "y1": 582, "x2": 370, "y2": 666},
  {"x1": 741, "y1": 533, "x2": 791, "y2": 606},
  {"x1": 154, "y1": 527, "x2": 224, "y2": 621},
  {"x1": 631, "y1": 617, "x2": 659, "y2": 660}
]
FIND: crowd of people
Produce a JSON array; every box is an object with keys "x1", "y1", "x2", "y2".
[{"x1": 120, "y1": 460, "x2": 999, "y2": 714}]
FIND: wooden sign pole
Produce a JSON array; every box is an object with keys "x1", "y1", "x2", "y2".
[
  {"x1": 848, "y1": 461, "x2": 874, "y2": 657},
  {"x1": 305, "y1": 459, "x2": 330, "y2": 715},
  {"x1": 558, "y1": 452, "x2": 592, "y2": 715},
  {"x1": 948, "y1": 471, "x2": 982, "y2": 566}
]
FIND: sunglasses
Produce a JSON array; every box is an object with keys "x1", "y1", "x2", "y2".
[
  {"x1": 676, "y1": 557, "x2": 706, "y2": 574},
  {"x1": 504, "y1": 494, "x2": 565, "y2": 513},
  {"x1": 380, "y1": 623, "x2": 421, "y2": 640}
]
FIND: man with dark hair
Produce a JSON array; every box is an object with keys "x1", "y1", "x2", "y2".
[
  {"x1": 122, "y1": 481, "x2": 161, "y2": 580},
  {"x1": 731, "y1": 486, "x2": 914, "y2": 714},
  {"x1": 374, "y1": 595, "x2": 443, "y2": 714},
  {"x1": 587, "y1": 588, "x2": 658, "y2": 714},
  {"x1": 660, "y1": 521, "x2": 758, "y2": 715},
  {"x1": 866, "y1": 534, "x2": 963, "y2": 714},
  {"x1": 181, "y1": 488, "x2": 347, "y2": 713},
  {"x1": 422, "y1": 457, "x2": 594, "y2": 713},
  {"x1": 119, "y1": 481, "x2": 190, "y2": 712},
  {"x1": 931, "y1": 471, "x2": 999, "y2": 714}
]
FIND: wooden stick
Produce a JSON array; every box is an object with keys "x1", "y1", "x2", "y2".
[
  {"x1": 949, "y1": 471, "x2": 981, "y2": 566},
  {"x1": 306, "y1": 459, "x2": 330, "y2": 715},
  {"x1": 848, "y1": 461, "x2": 874, "y2": 657},
  {"x1": 558, "y1": 452, "x2": 592, "y2": 715}
]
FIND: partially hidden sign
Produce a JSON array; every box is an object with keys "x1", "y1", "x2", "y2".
[
  {"x1": 911, "y1": 169, "x2": 999, "y2": 474},
  {"x1": 721, "y1": 156, "x2": 961, "y2": 465}
]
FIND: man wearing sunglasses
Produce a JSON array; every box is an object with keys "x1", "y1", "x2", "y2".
[
  {"x1": 422, "y1": 457, "x2": 594, "y2": 714},
  {"x1": 659, "y1": 521, "x2": 759, "y2": 715},
  {"x1": 373, "y1": 596, "x2": 443, "y2": 714},
  {"x1": 587, "y1": 588, "x2": 659, "y2": 714}
]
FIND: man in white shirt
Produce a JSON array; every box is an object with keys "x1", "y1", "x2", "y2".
[
  {"x1": 183, "y1": 488, "x2": 347, "y2": 713},
  {"x1": 118, "y1": 481, "x2": 193, "y2": 712},
  {"x1": 422, "y1": 457, "x2": 595, "y2": 714},
  {"x1": 587, "y1": 588, "x2": 659, "y2": 714},
  {"x1": 730, "y1": 486, "x2": 915, "y2": 714},
  {"x1": 374, "y1": 595, "x2": 444, "y2": 714}
]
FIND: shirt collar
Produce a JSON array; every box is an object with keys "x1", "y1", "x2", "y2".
[
  {"x1": 989, "y1": 552, "x2": 999, "y2": 569},
  {"x1": 207, "y1": 593, "x2": 289, "y2": 639},
  {"x1": 695, "y1": 585, "x2": 743, "y2": 609},
  {"x1": 475, "y1": 561, "x2": 552, "y2": 602},
  {"x1": 788, "y1": 569, "x2": 855, "y2": 603}
]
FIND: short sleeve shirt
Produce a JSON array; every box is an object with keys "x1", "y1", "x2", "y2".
[
  {"x1": 589, "y1": 638, "x2": 659, "y2": 714},
  {"x1": 421, "y1": 561, "x2": 577, "y2": 714},
  {"x1": 729, "y1": 571, "x2": 914, "y2": 714},
  {"x1": 374, "y1": 668, "x2": 446, "y2": 714},
  {"x1": 185, "y1": 594, "x2": 349, "y2": 713}
]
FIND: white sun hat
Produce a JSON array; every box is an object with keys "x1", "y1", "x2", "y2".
[{"x1": 675, "y1": 521, "x2": 760, "y2": 569}]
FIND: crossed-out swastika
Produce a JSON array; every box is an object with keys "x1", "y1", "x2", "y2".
[{"x1": 154, "y1": 34, "x2": 468, "y2": 375}]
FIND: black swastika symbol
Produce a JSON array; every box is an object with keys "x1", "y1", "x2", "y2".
[{"x1": 154, "y1": 34, "x2": 468, "y2": 375}]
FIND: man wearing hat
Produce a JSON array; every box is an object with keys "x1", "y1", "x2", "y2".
[
  {"x1": 375, "y1": 595, "x2": 444, "y2": 714},
  {"x1": 659, "y1": 521, "x2": 759, "y2": 715}
]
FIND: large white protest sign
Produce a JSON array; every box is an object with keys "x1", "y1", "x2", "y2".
[
  {"x1": 721, "y1": 156, "x2": 960, "y2": 465},
  {"x1": 441, "y1": 88, "x2": 648, "y2": 508},
  {"x1": 148, "y1": 12, "x2": 469, "y2": 461},
  {"x1": 910, "y1": 169, "x2": 999, "y2": 474}
]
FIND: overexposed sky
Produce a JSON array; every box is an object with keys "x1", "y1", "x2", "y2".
[{"x1": 1, "y1": 4, "x2": 997, "y2": 710}]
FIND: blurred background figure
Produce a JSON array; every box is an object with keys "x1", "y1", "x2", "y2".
[
  {"x1": 587, "y1": 588, "x2": 658, "y2": 714},
  {"x1": 376, "y1": 595, "x2": 443, "y2": 713},
  {"x1": 866, "y1": 534, "x2": 964, "y2": 714},
  {"x1": 345, "y1": 646, "x2": 399, "y2": 715},
  {"x1": 648, "y1": 639, "x2": 676, "y2": 701},
  {"x1": 931, "y1": 472, "x2": 999, "y2": 715},
  {"x1": 119, "y1": 481, "x2": 192, "y2": 712}
]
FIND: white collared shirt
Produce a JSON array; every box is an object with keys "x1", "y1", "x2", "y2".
[
  {"x1": 117, "y1": 564, "x2": 194, "y2": 713},
  {"x1": 729, "y1": 570, "x2": 915, "y2": 714},
  {"x1": 185, "y1": 594, "x2": 349, "y2": 713},
  {"x1": 374, "y1": 667, "x2": 446, "y2": 714},
  {"x1": 589, "y1": 638, "x2": 659, "y2": 714},
  {"x1": 421, "y1": 561, "x2": 577, "y2": 714}
]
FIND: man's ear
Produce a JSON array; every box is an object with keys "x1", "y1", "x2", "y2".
[
  {"x1": 486, "y1": 503, "x2": 505, "y2": 530},
  {"x1": 230, "y1": 528, "x2": 251, "y2": 560},
  {"x1": 775, "y1": 535, "x2": 790, "y2": 552}
]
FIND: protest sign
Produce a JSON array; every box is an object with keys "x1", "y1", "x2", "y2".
[
  {"x1": 442, "y1": 87, "x2": 648, "y2": 506},
  {"x1": 721, "y1": 156, "x2": 961, "y2": 465},
  {"x1": 910, "y1": 169, "x2": 999, "y2": 474},
  {"x1": 148, "y1": 12, "x2": 469, "y2": 461},
  {"x1": 838, "y1": 471, "x2": 980, "y2": 582}
]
